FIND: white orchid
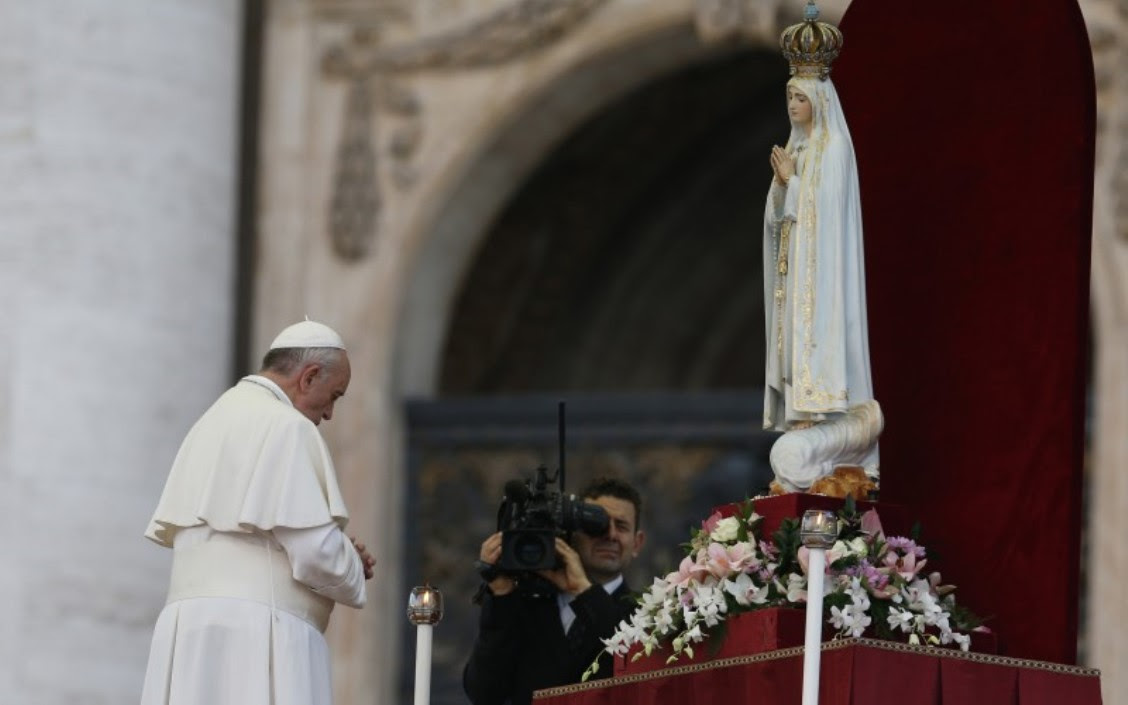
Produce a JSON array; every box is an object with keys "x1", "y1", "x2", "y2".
[
  {"x1": 724, "y1": 572, "x2": 770, "y2": 607},
  {"x1": 830, "y1": 604, "x2": 872, "y2": 638},
  {"x1": 784, "y1": 572, "x2": 807, "y2": 603},
  {"x1": 694, "y1": 585, "x2": 729, "y2": 627},
  {"x1": 845, "y1": 577, "x2": 871, "y2": 611},
  {"x1": 886, "y1": 607, "x2": 915, "y2": 633}
]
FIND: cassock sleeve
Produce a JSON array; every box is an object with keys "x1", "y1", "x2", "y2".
[{"x1": 274, "y1": 523, "x2": 367, "y2": 608}]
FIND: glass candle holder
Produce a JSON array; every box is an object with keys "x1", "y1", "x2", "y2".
[
  {"x1": 799, "y1": 509, "x2": 838, "y2": 549},
  {"x1": 407, "y1": 585, "x2": 443, "y2": 626}
]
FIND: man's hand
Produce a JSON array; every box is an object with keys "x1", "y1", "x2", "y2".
[
  {"x1": 350, "y1": 536, "x2": 376, "y2": 580},
  {"x1": 479, "y1": 532, "x2": 516, "y2": 596},
  {"x1": 537, "y1": 538, "x2": 593, "y2": 597}
]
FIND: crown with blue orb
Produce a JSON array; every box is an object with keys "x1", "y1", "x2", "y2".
[{"x1": 780, "y1": 0, "x2": 843, "y2": 80}]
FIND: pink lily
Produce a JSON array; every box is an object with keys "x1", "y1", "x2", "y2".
[
  {"x1": 701, "y1": 511, "x2": 723, "y2": 535},
  {"x1": 667, "y1": 555, "x2": 710, "y2": 589},
  {"x1": 882, "y1": 549, "x2": 927, "y2": 581},
  {"x1": 860, "y1": 509, "x2": 885, "y2": 540},
  {"x1": 705, "y1": 542, "x2": 758, "y2": 578},
  {"x1": 928, "y1": 571, "x2": 956, "y2": 597}
]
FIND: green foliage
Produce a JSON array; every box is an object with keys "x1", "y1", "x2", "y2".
[
  {"x1": 947, "y1": 600, "x2": 986, "y2": 632},
  {"x1": 868, "y1": 598, "x2": 894, "y2": 640},
  {"x1": 823, "y1": 591, "x2": 850, "y2": 614},
  {"x1": 773, "y1": 518, "x2": 802, "y2": 576}
]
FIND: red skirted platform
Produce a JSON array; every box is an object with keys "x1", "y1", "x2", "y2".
[
  {"x1": 615, "y1": 608, "x2": 807, "y2": 677},
  {"x1": 614, "y1": 609, "x2": 999, "y2": 677},
  {"x1": 535, "y1": 640, "x2": 1102, "y2": 705}
]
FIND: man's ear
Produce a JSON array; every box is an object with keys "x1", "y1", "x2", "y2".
[
  {"x1": 297, "y1": 363, "x2": 321, "y2": 391},
  {"x1": 632, "y1": 530, "x2": 646, "y2": 556}
]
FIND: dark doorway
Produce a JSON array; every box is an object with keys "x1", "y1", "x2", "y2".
[{"x1": 440, "y1": 49, "x2": 789, "y2": 395}]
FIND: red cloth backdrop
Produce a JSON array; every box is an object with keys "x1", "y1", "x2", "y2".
[{"x1": 833, "y1": 0, "x2": 1095, "y2": 663}]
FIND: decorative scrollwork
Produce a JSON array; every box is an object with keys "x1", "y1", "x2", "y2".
[
  {"x1": 328, "y1": 78, "x2": 380, "y2": 260},
  {"x1": 320, "y1": 0, "x2": 611, "y2": 261},
  {"x1": 694, "y1": 0, "x2": 789, "y2": 45},
  {"x1": 365, "y1": 0, "x2": 609, "y2": 71}
]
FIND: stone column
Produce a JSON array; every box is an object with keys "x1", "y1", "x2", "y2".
[
  {"x1": 0, "y1": 1, "x2": 242, "y2": 702},
  {"x1": 1083, "y1": 1, "x2": 1128, "y2": 703}
]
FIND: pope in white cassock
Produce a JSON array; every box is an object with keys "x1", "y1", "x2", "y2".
[
  {"x1": 140, "y1": 320, "x2": 375, "y2": 705},
  {"x1": 762, "y1": 4, "x2": 883, "y2": 491}
]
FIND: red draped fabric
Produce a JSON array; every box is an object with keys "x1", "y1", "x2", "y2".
[
  {"x1": 832, "y1": 0, "x2": 1095, "y2": 664},
  {"x1": 534, "y1": 641, "x2": 1102, "y2": 705}
]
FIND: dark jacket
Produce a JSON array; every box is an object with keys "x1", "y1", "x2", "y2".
[{"x1": 462, "y1": 580, "x2": 634, "y2": 705}]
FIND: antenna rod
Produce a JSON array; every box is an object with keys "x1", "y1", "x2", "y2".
[{"x1": 557, "y1": 400, "x2": 566, "y2": 493}]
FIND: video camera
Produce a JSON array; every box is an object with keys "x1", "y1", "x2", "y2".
[
  {"x1": 495, "y1": 467, "x2": 609, "y2": 572},
  {"x1": 494, "y1": 401, "x2": 609, "y2": 574}
]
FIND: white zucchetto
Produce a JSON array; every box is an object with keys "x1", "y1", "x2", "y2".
[{"x1": 269, "y1": 320, "x2": 347, "y2": 351}]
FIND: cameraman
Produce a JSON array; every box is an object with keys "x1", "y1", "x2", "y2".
[{"x1": 463, "y1": 477, "x2": 645, "y2": 705}]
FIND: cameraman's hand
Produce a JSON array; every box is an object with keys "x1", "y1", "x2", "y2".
[
  {"x1": 480, "y1": 532, "x2": 516, "y2": 597},
  {"x1": 538, "y1": 538, "x2": 592, "y2": 597}
]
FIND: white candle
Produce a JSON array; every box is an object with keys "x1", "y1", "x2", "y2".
[
  {"x1": 414, "y1": 623, "x2": 434, "y2": 705},
  {"x1": 407, "y1": 586, "x2": 443, "y2": 705},
  {"x1": 802, "y1": 546, "x2": 827, "y2": 705}
]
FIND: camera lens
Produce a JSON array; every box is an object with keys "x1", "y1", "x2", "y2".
[
  {"x1": 565, "y1": 497, "x2": 610, "y2": 536},
  {"x1": 513, "y1": 534, "x2": 548, "y2": 568}
]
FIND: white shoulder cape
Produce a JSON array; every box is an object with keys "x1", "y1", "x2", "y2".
[{"x1": 145, "y1": 379, "x2": 350, "y2": 548}]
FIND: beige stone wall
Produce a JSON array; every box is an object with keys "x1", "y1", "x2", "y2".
[
  {"x1": 254, "y1": 1, "x2": 1125, "y2": 704},
  {"x1": 1081, "y1": 1, "x2": 1127, "y2": 703}
]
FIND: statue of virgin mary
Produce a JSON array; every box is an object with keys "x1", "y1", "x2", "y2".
[{"x1": 763, "y1": 2, "x2": 882, "y2": 493}]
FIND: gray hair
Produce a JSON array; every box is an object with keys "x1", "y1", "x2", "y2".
[{"x1": 260, "y1": 347, "x2": 345, "y2": 376}]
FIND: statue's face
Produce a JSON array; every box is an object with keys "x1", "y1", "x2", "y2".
[{"x1": 787, "y1": 86, "x2": 812, "y2": 128}]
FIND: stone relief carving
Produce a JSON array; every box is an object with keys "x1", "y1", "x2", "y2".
[
  {"x1": 694, "y1": 0, "x2": 789, "y2": 45},
  {"x1": 364, "y1": 0, "x2": 610, "y2": 71},
  {"x1": 317, "y1": 0, "x2": 810, "y2": 260},
  {"x1": 320, "y1": 0, "x2": 611, "y2": 260},
  {"x1": 313, "y1": 0, "x2": 412, "y2": 19},
  {"x1": 323, "y1": 31, "x2": 423, "y2": 259}
]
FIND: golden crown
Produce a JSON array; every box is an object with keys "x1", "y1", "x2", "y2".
[{"x1": 780, "y1": 1, "x2": 842, "y2": 80}]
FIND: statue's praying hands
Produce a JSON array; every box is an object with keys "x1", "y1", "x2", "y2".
[{"x1": 770, "y1": 145, "x2": 796, "y2": 185}]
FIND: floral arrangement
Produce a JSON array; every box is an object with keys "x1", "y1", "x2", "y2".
[{"x1": 584, "y1": 498, "x2": 984, "y2": 680}]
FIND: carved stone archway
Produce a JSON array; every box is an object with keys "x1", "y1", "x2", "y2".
[
  {"x1": 436, "y1": 49, "x2": 789, "y2": 396},
  {"x1": 392, "y1": 24, "x2": 736, "y2": 397}
]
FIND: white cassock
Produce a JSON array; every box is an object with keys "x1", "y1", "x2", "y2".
[
  {"x1": 763, "y1": 76, "x2": 879, "y2": 478},
  {"x1": 140, "y1": 376, "x2": 366, "y2": 705}
]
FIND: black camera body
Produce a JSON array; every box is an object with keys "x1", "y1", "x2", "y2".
[{"x1": 496, "y1": 465, "x2": 609, "y2": 573}]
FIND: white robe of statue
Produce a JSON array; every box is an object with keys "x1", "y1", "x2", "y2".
[{"x1": 763, "y1": 76, "x2": 882, "y2": 491}]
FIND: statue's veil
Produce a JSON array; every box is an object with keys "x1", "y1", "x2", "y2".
[{"x1": 763, "y1": 75, "x2": 875, "y2": 457}]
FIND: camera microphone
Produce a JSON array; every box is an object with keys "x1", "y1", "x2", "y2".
[{"x1": 503, "y1": 480, "x2": 530, "y2": 503}]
